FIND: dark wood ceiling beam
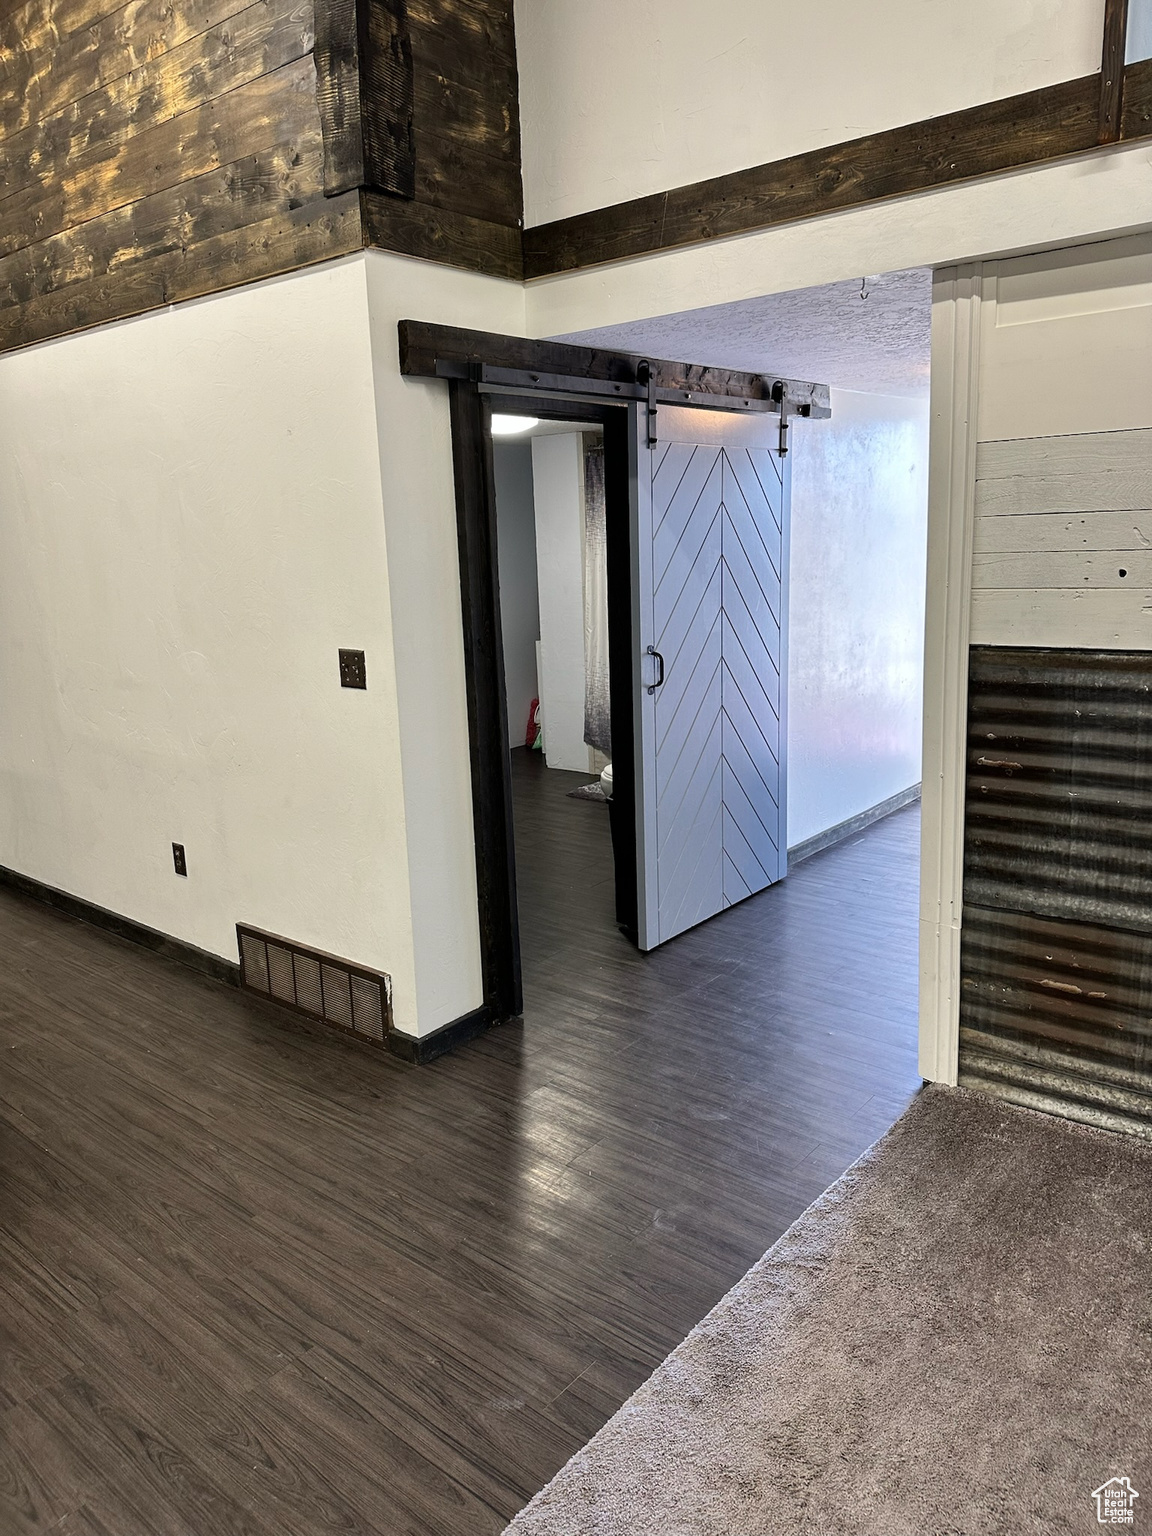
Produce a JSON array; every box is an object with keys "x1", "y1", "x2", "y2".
[{"x1": 523, "y1": 59, "x2": 1152, "y2": 280}]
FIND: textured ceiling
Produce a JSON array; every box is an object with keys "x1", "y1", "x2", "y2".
[{"x1": 557, "y1": 267, "x2": 932, "y2": 398}]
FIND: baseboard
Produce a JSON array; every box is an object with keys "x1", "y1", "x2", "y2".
[
  {"x1": 0, "y1": 863, "x2": 241, "y2": 986},
  {"x1": 788, "y1": 783, "x2": 922, "y2": 866},
  {"x1": 385, "y1": 1005, "x2": 495, "y2": 1064}
]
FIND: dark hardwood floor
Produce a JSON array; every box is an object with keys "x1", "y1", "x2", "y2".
[{"x1": 0, "y1": 749, "x2": 921, "y2": 1536}]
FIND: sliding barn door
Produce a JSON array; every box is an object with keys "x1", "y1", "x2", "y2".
[{"x1": 632, "y1": 405, "x2": 789, "y2": 950}]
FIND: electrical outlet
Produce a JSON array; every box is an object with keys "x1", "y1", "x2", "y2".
[
  {"x1": 172, "y1": 843, "x2": 187, "y2": 877},
  {"x1": 339, "y1": 649, "x2": 367, "y2": 689}
]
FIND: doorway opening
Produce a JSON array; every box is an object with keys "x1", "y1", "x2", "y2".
[
  {"x1": 400, "y1": 317, "x2": 922, "y2": 1059},
  {"x1": 407, "y1": 332, "x2": 819, "y2": 1023},
  {"x1": 489, "y1": 405, "x2": 638, "y2": 994}
]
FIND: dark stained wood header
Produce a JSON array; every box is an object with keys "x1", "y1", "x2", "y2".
[
  {"x1": 397, "y1": 319, "x2": 832, "y2": 415},
  {"x1": 522, "y1": 58, "x2": 1152, "y2": 280}
]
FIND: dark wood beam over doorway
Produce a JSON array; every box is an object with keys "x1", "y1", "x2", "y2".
[{"x1": 522, "y1": 56, "x2": 1152, "y2": 279}]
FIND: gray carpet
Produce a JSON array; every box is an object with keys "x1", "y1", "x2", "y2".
[{"x1": 505, "y1": 1085, "x2": 1152, "y2": 1535}]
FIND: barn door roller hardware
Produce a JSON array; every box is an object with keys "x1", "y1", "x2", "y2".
[
  {"x1": 637, "y1": 359, "x2": 658, "y2": 445},
  {"x1": 440, "y1": 358, "x2": 784, "y2": 418},
  {"x1": 770, "y1": 380, "x2": 813, "y2": 456},
  {"x1": 398, "y1": 321, "x2": 832, "y2": 423}
]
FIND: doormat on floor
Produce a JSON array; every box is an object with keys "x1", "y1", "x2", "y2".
[
  {"x1": 504, "y1": 1084, "x2": 1152, "y2": 1536},
  {"x1": 566, "y1": 782, "x2": 608, "y2": 802}
]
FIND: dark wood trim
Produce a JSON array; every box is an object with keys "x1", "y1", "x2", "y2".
[
  {"x1": 314, "y1": 0, "x2": 416, "y2": 199},
  {"x1": 0, "y1": 862, "x2": 241, "y2": 987},
  {"x1": 448, "y1": 380, "x2": 523, "y2": 1021},
  {"x1": 602, "y1": 407, "x2": 639, "y2": 939},
  {"x1": 398, "y1": 320, "x2": 831, "y2": 414},
  {"x1": 384, "y1": 1004, "x2": 495, "y2": 1063},
  {"x1": 476, "y1": 394, "x2": 639, "y2": 936},
  {"x1": 788, "y1": 784, "x2": 922, "y2": 866},
  {"x1": 522, "y1": 63, "x2": 1152, "y2": 279},
  {"x1": 0, "y1": 861, "x2": 490, "y2": 1067},
  {"x1": 1099, "y1": 0, "x2": 1131, "y2": 143},
  {"x1": 362, "y1": 190, "x2": 523, "y2": 280}
]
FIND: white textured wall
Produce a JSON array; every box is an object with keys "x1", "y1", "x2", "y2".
[
  {"x1": 493, "y1": 440, "x2": 541, "y2": 744},
  {"x1": 0, "y1": 259, "x2": 417, "y2": 1003},
  {"x1": 515, "y1": 0, "x2": 1102, "y2": 227},
  {"x1": 788, "y1": 389, "x2": 930, "y2": 848},
  {"x1": 531, "y1": 432, "x2": 592, "y2": 773},
  {"x1": 0, "y1": 252, "x2": 526, "y2": 1041},
  {"x1": 362, "y1": 249, "x2": 525, "y2": 1034}
]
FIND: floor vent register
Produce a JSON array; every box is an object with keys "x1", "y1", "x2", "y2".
[{"x1": 237, "y1": 924, "x2": 391, "y2": 1045}]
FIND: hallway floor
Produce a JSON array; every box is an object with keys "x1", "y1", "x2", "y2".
[{"x1": 0, "y1": 757, "x2": 921, "y2": 1536}]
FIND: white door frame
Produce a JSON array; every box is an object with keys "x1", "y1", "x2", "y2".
[{"x1": 918, "y1": 263, "x2": 983, "y2": 1085}]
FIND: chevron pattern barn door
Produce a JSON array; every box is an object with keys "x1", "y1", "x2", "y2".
[{"x1": 635, "y1": 419, "x2": 787, "y2": 949}]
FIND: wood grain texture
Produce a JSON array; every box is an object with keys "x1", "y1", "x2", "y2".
[
  {"x1": 0, "y1": 0, "x2": 314, "y2": 208},
  {"x1": 969, "y1": 587, "x2": 1152, "y2": 648},
  {"x1": 970, "y1": 427, "x2": 1152, "y2": 639},
  {"x1": 974, "y1": 509, "x2": 1152, "y2": 554},
  {"x1": 0, "y1": 0, "x2": 138, "y2": 53},
  {"x1": 522, "y1": 65, "x2": 1152, "y2": 279},
  {"x1": 1098, "y1": 0, "x2": 1130, "y2": 143},
  {"x1": 0, "y1": 748, "x2": 919, "y2": 1535},
  {"x1": 1, "y1": 192, "x2": 363, "y2": 352},
  {"x1": 313, "y1": 0, "x2": 414, "y2": 198},
  {"x1": 0, "y1": 0, "x2": 523, "y2": 350},
  {"x1": 363, "y1": 188, "x2": 522, "y2": 278},
  {"x1": 972, "y1": 549, "x2": 1152, "y2": 587},
  {"x1": 359, "y1": 0, "x2": 414, "y2": 196},
  {"x1": 0, "y1": 0, "x2": 249, "y2": 134},
  {"x1": 1, "y1": 135, "x2": 324, "y2": 313},
  {"x1": 976, "y1": 428, "x2": 1152, "y2": 486},
  {"x1": 0, "y1": 55, "x2": 320, "y2": 260},
  {"x1": 398, "y1": 320, "x2": 831, "y2": 412},
  {"x1": 406, "y1": 0, "x2": 521, "y2": 228},
  {"x1": 1122, "y1": 56, "x2": 1152, "y2": 137}
]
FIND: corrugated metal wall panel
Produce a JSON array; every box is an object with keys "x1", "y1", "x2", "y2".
[{"x1": 959, "y1": 646, "x2": 1152, "y2": 1134}]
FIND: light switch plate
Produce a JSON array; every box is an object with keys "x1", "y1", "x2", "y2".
[{"x1": 339, "y1": 649, "x2": 367, "y2": 689}]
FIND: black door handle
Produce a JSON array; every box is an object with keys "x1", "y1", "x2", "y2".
[{"x1": 646, "y1": 646, "x2": 665, "y2": 694}]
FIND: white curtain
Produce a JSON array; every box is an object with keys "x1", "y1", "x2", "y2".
[{"x1": 582, "y1": 436, "x2": 611, "y2": 754}]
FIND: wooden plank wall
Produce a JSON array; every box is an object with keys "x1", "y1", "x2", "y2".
[
  {"x1": 0, "y1": 0, "x2": 522, "y2": 355},
  {"x1": 970, "y1": 428, "x2": 1152, "y2": 647},
  {"x1": 362, "y1": 0, "x2": 522, "y2": 279},
  {"x1": 0, "y1": 0, "x2": 363, "y2": 352}
]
